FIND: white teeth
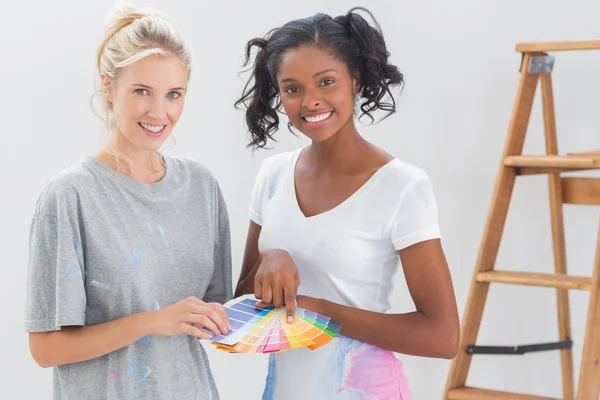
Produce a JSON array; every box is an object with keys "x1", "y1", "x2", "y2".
[
  {"x1": 304, "y1": 112, "x2": 332, "y2": 123},
  {"x1": 140, "y1": 123, "x2": 165, "y2": 133}
]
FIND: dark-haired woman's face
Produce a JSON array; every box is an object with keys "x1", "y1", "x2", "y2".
[{"x1": 277, "y1": 45, "x2": 359, "y2": 142}]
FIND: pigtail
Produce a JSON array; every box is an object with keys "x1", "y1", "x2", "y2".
[
  {"x1": 338, "y1": 7, "x2": 404, "y2": 123},
  {"x1": 234, "y1": 38, "x2": 281, "y2": 149}
]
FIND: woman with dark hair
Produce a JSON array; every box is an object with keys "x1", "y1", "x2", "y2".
[{"x1": 235, "y1": 7, "x2": 459, "y2": 399}]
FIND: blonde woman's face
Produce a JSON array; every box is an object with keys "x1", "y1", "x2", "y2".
[{"x1": 105, "y1": 54, "x2": 188, "y2": 152}]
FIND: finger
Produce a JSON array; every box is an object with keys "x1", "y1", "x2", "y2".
[
  {"x1": 254, "y1": 301, "x2": 270, "y2": 309},
  {"x1": 181, "y1": 322, "x2": 213, "y2": 340},
  {"x1": 261, "y1": 282, "x2": 273, "y2": 305},
  {"x1": 283, "y1": 278, "x2": 297, "y2": 323},
  {"x1": 185, "y1": 296, "x2": 204, "y2": 305},
  {"x1": 272, "y1": 277, "x2": 284, "y2": 307},
  {"x1": 186, "y1": 313, "x2": 221, "y2": 336},
  {"x1": 208, "y1": 303, "x2": 231, "y2": 332},
  {"x1": 202, "y1": 307, "x2": 229, "y2": 334},
  {"x1": 254, "y1": 277, "x2": 263, "y2": 301},
  {"x1": 209, "y1": 303, "x2": 228, "y2": 322}
]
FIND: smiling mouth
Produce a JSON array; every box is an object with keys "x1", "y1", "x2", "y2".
[
  {"x1": 302, "y1": 111, "x2": 333, "y2": 124},
  {"x1": 138, "y1": 122, "x2": 166, "y2": 136}
]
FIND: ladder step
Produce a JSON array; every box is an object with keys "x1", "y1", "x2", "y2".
[
  {"x1": 516, "y1": 40, "x2": 600, "y2": 53},
  {"x1": 476, "y1": 271, "x2": 592, "y2": 290},
  {"x1": 504, "y1": 154, "x2": 600, "y2": 170},
  {"x1": 448, "y1": 386, "x2": 560, "y2": 400}
]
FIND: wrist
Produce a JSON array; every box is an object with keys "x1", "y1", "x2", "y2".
[
  {"x1": 314, "y1": 298, "x2": 328, "y2": 315},
  {"x1": 138, "y1": 310, "x2": 158, "y2": 337}
]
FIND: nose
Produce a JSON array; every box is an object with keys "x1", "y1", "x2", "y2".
[
  {"x1": 148, "y1": 97, "x2": 167, "y2": 120},
  {"x1": 302, "y1": 88, "x2": 321, "y2": 109}
]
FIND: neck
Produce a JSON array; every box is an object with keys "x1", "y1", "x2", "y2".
[
  {"x1": 307, "y1": 120, "x2": 370, "y2": 173},
  {"x1": 96, "y1": 132, "x2": 164, "y2": 182}
]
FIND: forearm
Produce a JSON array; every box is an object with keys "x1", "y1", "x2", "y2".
[
  {"x1": 234, "y1": 264, "x2": 258, "y2": 297},
  {"x1": 317, "y1": 299, "x2": 458, "y2": 359},
  {"x1": 31, "y1": 311, "x2": 152, "y2": 368}
]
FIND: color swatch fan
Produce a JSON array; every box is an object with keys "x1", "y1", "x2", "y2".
[{"x1": 205, "y1": 295, "x2": 342, "y2": 354}]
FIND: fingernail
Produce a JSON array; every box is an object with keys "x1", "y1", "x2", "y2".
[{"x1": 287, "y1": 316, "x2": 293, "y2": 323}]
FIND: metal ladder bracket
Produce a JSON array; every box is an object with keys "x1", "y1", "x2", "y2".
[{"x1": 528, "y1": 55, "x2": 555, "y2": 73}]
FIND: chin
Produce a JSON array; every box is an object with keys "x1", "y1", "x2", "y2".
[{"x1": 303, "y1": 130, "x2": 337, "y2": 143}]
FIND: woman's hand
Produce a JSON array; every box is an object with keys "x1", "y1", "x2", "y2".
[
  {"x1": 147, "y1": 296, "x2": 231, "y2": 340},
  {"x1": 254, "y1": 249, "x2": 300, "y2": 322}
]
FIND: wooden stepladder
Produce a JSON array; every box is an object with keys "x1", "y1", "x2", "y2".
[{"x1": 444, "y1": 41, "x2": 600, "y2": 400}]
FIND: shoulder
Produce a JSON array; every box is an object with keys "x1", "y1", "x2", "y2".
[
  {"x1": 260, "y1": 151, "x2": 296, "y2": 173},
  {"x1": 380, "y1": 158, "x2": 433, "y2": 194},
  {"x1": 167, "y1": 155, "x2": 224, "y2": 196},
  {"x1": 168, "y1": 155, "x2": 216, "y2": 181},
  {"x1": 255, "y1": 150, "x2": 296, "y2": 182},
  {"x1": 33, "y1": 160, "x2": 95, "y2": 220}
]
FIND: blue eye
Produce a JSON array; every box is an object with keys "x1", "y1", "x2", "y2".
[
  {"x1": 168, "y1": 91, "x2": 181, "y2": 99},
  {"x1": 135, "y1": 89, "x2": 148, "y2": 95}
]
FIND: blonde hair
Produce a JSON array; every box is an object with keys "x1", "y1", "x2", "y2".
[{"x1": 93, "y1": 4, "x2": 191, "y2": 169}]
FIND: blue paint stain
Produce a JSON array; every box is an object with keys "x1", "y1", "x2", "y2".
[
  {"x1": 73, "y1": 240, "x2": 81, "y2": 249},
  {"x1": 66, "y1": 264, "x2": 82, "y2": 277},
  {"x1": 322, "y1": 336, "x2": 356, "y2": 389},
  {"x1": 146, "y1": 287, "x2": 162, "y2": 310},
  {"x1": 127, "y1": 354, "x2": 151, "y2": 388},
  {"x1": 267, "y1": 178, "x2": 278, "y2": 200},
  {"x1": 124, "y1": 251, "x2": 143, "y2": 267},
  {"x1": 261, "y1": 354, "x2": 277, "y2": 400},
  {"x1": 137, "y1": 335, "x2": 152, "y2": 344}
]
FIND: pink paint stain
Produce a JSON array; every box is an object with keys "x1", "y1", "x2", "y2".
[
  {"x1": 110, "y1": 372, "x2": 120, "y2": 379},
  {"x1": 339, "y1": 343, "x2": 412, "y2": 400}
]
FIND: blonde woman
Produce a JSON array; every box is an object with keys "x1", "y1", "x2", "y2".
[{"x1": 25, "y1": 5, "x2": 232, "y2": 399}]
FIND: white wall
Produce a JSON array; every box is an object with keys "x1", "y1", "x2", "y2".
[{"x1": 2, "y1": 0, "x2": 599, "y2": 398}]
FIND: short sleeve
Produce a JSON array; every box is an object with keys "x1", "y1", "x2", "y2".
[
  {"x1": 25, "y1": 214, "x2": 87, "y2": 332},
  {"x1": 249, "y1": 154, "x2": 286, "y2": 226},
  {"x1": 203, "y1": 181, "x2": 233, "y2": 304},
  {"x1": 389, "y1": 176, "x2": 441, "y2": 250},
  {"x1": 249, "y1": 161, "x2": 269, "y2": 226}
]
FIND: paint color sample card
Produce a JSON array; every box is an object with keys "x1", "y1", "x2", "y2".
[{"x1": 204, "y1": 295, "x2": 342, "y2": 354}]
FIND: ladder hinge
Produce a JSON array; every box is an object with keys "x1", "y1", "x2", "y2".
[{"x1": 528, "y1": 55, "x2": 555, "y2": 73}]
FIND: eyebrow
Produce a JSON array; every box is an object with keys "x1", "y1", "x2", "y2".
[
  {"x1": 132, "y1": 83, "x2": 186, "y2": 91},
  {"x1": 279, "y1": 68, "x2": 338, "y2": 84}
]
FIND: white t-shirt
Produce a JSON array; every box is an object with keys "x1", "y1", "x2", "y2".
[{"x1": 250, "y1": 148, "x2": 441, "y2": 400}]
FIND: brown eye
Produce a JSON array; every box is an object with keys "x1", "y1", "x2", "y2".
[
  {"x1": 285, "y1": 87, "x2": 299, "y2": 94},
  {"x1": 320, "y1": 79, "x2": 334, "y2": 86}
]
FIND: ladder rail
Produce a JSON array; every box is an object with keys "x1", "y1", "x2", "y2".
[
  {"x1": 541, "y1": 71, "x2": 574, "y2": 400},
  {"x1": 443, "y1": 52, "x2": 542, "y2": 394}
]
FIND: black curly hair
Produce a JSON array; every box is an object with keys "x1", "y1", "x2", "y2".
[{"x1": 235, "y1": 7, "x2": 404, "y2": 149}]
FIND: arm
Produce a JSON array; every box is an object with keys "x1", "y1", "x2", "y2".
[
  {"x1": 30, "y1": 312, "x2": 152, "y2": 368},
  {"x1": 300, "y1": 239, "x2": 460, "y2": 359},
  {"x1": 235, "y1": 221, "x2": 299, "y2": 321},
  {"x1": 234, "y1": 220, "x2": 262, "y2": 297},
  {"x1": 29, "y1": 297, "x2": 230, "y2": 368},
  {"x1": 204, "y1": 180, "x2": 233, "y2": 303}
]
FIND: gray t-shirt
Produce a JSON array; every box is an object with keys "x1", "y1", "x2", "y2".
[{"x1": 25, "y1": 155, "x2": 233, "y2": 400}]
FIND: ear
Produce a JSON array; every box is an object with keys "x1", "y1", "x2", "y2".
[
  {"x1": 100, "y1": 74, "x2": 114, "y2": 103},
  {"x1": 352, "y1": 72, "x2": 361, "y2": 95}
]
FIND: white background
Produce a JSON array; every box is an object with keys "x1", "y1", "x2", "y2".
[{"x1": 1, "y1": 0, "x2": 599, "y2": 398}]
